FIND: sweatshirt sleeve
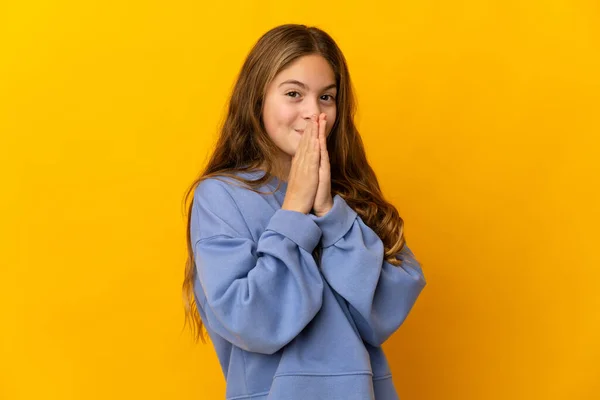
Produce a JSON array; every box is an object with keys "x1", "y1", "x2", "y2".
[
  {"x1": 309, "y1": 194, "x2": 426, "y2": 347},
  {"x1": 191, "y1": 178, "x2": 325, "y2": 355}
]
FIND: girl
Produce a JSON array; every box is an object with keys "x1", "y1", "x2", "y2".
[{"x1": 182, "y1": 24, "x2": 426, "y2": 400}]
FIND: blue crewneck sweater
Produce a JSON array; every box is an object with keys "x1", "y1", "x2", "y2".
[{"x1": 190, "y1": 169, "x2": 426, "y2": 400}]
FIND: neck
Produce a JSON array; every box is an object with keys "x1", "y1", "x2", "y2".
[{"x1": 259, "y1": 156, "x2": 292, "y2": 183}]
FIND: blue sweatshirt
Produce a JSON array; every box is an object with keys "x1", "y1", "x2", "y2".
[{"x1": 190, "y1": 169, "x2": 426, "y2": 400}]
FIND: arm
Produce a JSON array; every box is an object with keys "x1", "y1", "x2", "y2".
[
  {"x1": 191, "y1": 178, "x2": 324, "y2": 355},
  {"x1": 309, "y1": 194, "x2": 426, "y2": 347}
]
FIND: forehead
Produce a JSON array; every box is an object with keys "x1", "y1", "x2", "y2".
[{"x1": 274, "y1": 55, "x2": 336, "y2": 86}]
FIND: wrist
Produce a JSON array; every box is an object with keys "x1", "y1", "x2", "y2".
[
  {"x1": 309, "y1": 195, "x2": 357, "y2": 247},
  {"x1": 313, "y1": 203, "x2": 333, "y2": 217}
]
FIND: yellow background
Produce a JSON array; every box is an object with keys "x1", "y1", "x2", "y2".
[{"x1": 1, "y1": 1, "x2": 599, "y2": 399}]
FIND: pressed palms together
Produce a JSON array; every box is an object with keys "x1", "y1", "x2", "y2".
[
  {"x1": 281, "y1": 113, "x2": 333, "y2": 217},
  {"x1": 312, "y1": 113, "x2": 333, "y2": 217}
]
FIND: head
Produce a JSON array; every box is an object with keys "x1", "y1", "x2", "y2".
[
  {"x1": 194, "y1": 23, "x2": 357, "y2": 180},
  {"x1": 261, "y1": 53, "x2": 337, "y2": 168},
  {"x1": 182, "y1": 24, "x2": 410, "y2": 343}
]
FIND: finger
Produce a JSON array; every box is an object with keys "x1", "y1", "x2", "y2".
[
  {"x1": 296, "y1": 120, "x2": 309, "y2": 163},
  {"x1": 320, "y1": 115, "x2": 330, "y2": 166},
  {"x1": 302, "y1": 117, "x2": 315, "y2": 157},
  {"x1": 309, "y1": 115, "x2": 320, "y2": 163},
  {"x1": 315, "y1": 115, "x2": 322, "y2": 157},
  {"x1": 304, "y1": 115, "x2": 315, "y2": 152},
  {"x1": 319, "y1": 114, "x2": 326, "y2": 147}
]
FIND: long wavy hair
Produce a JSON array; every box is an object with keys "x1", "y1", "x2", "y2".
[{"x1": 182, "y1": 24, "x2": 412, "y2": 343}]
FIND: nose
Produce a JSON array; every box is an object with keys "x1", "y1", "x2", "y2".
[{"x1": 303, "y1": 98, "x2": 322, "y2": 120}]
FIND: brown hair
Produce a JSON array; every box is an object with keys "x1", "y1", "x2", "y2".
[{"x1": 182, "y1": 24, "x2": 412, "y2": 343}]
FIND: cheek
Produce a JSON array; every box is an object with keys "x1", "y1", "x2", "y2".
[
  {"x1": 275, "y1": 104, "x2": 297, "y2": 126},
  {"x1": 264, "y1": 102, "x2": 296, "y2": 130},
  {"x1": 264, "y1": 100, "x2": 291, "y2": 131}
]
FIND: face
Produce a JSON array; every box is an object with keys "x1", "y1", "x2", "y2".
[{"x1": 262, "y1": 54, "x2": 337, "y2": 161}]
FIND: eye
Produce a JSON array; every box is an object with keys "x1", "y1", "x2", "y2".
[
  {"x1": 285, "y1": 91, "x2": 300, "y2": 98},
  {"x1": 321, "y1": 94, "x2": 335, "y2": 102}
]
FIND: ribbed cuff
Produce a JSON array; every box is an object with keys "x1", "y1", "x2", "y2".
[
  {"x1": 267, "y1": 209, "x2": 322, "y2": 252},
  {"x1": 309, "y1": 194, "x2": 357, "y2": 247}
]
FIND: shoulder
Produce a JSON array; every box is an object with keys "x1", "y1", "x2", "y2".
[
  {"x1": 191, "y1": 176, "x2": 252, "y2": 241},
  {"x1": 193, "y1": 176, "x2": 248, "y2": 219},
  {"x1": 193, "y1": 170, "x2": 267, "y2": 206},
  {"x1": 191, "y1": 170, "x2": 272, "y2": 240},
  {"x1": 194, "y1": 176, "x2": 234, "y2": 202}
]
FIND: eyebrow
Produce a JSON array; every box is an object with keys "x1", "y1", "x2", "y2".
[{"x1": 278, "y1": 79, "x2": 337, "y2": 91}]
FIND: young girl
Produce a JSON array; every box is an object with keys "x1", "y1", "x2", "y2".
[{"x1": 182, "y1": 24, "x2": 426, "y2": 400}]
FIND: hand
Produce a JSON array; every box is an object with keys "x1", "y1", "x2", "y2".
[
  {"x1": 281, "y1": 114, "x2": 320, "y2": 214},
  {"x1": 312, "y1": 113, "x2": 333, "y2": 217}
]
